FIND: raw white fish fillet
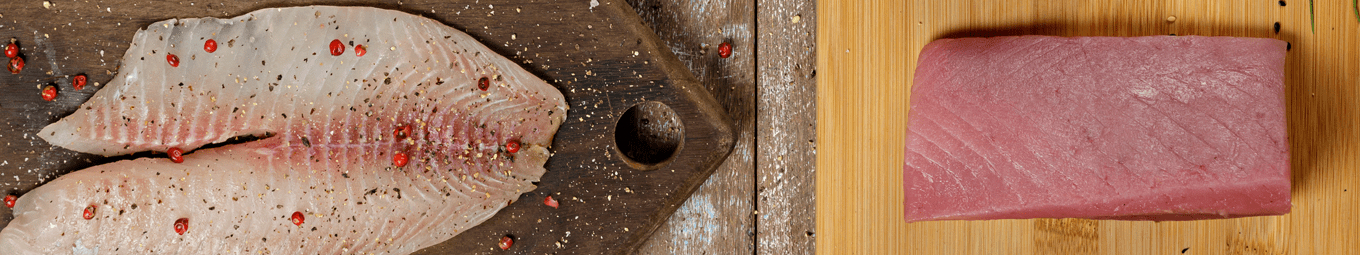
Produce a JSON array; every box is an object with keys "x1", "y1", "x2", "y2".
[
  {"x1": 40, "y1": 7, "x2": 562, "y2": 157},
  {"x1": 904, "y1": 36, "x2": 1289, "y2": 222},
  {"x1": 4, "y1": 6, "x2": 566, "y2": 254}
]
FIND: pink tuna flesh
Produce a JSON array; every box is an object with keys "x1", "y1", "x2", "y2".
[{"x1": 904, "y1": 36, "x2": 1289, "y2": 222}]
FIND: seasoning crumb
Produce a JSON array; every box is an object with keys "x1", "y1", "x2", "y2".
[
  {"x1": 42, "y1": 1, "x2": 51, "y2": 9},
  {"x1": 791, "y1": 15, "x2": 801, "y2": 24},
  {"x1": 1165, "y1": 16, "x2": 1177, "y2": 22}
]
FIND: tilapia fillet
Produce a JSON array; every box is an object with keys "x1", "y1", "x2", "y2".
[
  {"x1": 4, "y1": 6, "x2": 566, "y2": 254},
  {"x1": 904, "y1": 36, "x2": 1289, "y2": 222}
]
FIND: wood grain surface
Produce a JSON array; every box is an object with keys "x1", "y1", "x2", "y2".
[
  {"x1": 755, "y1": 0, "x2": 817, "y2": 253},
  {"x1": 0, "y1": 0, "x2": 738, "y2": 254},
  {"x1": 629, "y1": 0, "x2": 817, "y2": 253},
  {"x1": 628, "y1": 0, "x2": 757, "y2": 253},
  {"x1": 818, "y1": 0, "x2": 1359, "y2": 254}
]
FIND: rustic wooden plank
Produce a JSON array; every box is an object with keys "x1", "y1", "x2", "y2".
[
  {"x1": 819, "y1": 0, "x2": 1359, "y2": 254},
  {"x1": 755, "y1": 0, "x2": 816, "y2": 254},
  {"x1": 625, "y1": 0, "x2": 757, "y2": 254},
  {"x1": 0, "y1": 0, "x2": 737, "y2": 254}
]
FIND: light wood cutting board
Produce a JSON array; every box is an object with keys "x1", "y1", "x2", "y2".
[{"x1": 817, "y1": 0, "x2": 1359, "y2": 254}]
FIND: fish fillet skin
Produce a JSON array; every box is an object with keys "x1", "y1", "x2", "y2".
[
  {"x1": 903, "y1": 36, "x2": 1289, "y2": 223},
  {"x1": 5, "y1": 6, "x2": 566, "y2": 254}
]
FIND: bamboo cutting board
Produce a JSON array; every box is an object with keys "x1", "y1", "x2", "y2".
[{"x1": 818, "y1": 0, "x2": 1359, "y2": 254}]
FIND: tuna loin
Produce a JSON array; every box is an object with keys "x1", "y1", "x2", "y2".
[
  {"x1": 903, "y1": 36, "x2": 1289, "y2": 222},
  {"x1": 3, "y1": 6, "x2": 566, "y2": 254}
]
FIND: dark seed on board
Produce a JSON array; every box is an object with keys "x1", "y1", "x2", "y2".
[{"x1": 1274, "y1": 22, "x2": 1281, "y2": 33}]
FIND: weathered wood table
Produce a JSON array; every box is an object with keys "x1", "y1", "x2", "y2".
[{"x1": 628, "y1": 0, "x2": 816, "y2": 254}]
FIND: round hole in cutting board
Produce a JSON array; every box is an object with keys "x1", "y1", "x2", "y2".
[{"x1": 613, "y1": 101, "x2": 684, "y2": 170}]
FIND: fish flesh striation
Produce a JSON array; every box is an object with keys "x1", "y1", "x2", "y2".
[
  {"x1": 1, "y1": 139, "x2": 551, "y2": 254},
  {"x1": 40, "y1": 7, "x2": 562, "y2": 157},
  {"x1": 904, "y1": 36, "x2": 1289, "y2": 222},
  {"x1": 3, "y1": 6, "x2": 566, "y2": 254}
]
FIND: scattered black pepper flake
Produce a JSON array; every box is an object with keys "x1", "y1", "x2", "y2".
[
  {"x1": 1182, "y1": 247, "x2": 1190, "y2": 253},
  {"x1": 1279, "y1": 0, "x2": 1286, "y2": 6},
  {"x1": 1287, "y1": 42, "x2": 1292, "y2": 51},
  {"x1": 1274, "y1": 22, "x2": 1281, "y2": 33}
]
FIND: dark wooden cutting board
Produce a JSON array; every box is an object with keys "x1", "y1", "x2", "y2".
[{"x1": 0, "y1": 0, "x2": 734, "y2": 254}]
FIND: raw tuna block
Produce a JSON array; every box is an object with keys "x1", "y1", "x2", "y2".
[{"x1": 903, "y1": 36, "x2": 1289, "y2": 222}]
